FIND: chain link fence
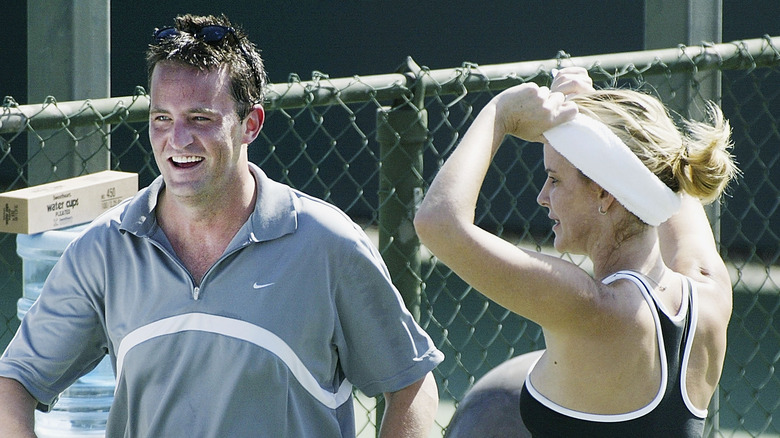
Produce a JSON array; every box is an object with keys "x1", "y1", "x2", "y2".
[{"x1": 1, "y1": 36, "x2": 779, "y2": 436}]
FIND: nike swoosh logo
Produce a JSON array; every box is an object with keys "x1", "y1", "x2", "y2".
[{"x1": 253, "y1": 282, "x2": 274, "y2": 290}]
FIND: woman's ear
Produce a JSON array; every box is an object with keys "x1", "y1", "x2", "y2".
[{"x1": 592, "y1": 183, "x2": 616, "y2": 213}]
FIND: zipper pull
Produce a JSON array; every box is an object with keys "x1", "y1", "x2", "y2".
[{"x1": 193, "y1": 286, "x2": 201, "y2": 300}]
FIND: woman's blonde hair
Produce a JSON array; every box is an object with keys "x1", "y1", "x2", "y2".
[{"x1": 569, "y1": 89, "x2": 739, "y2": 204}]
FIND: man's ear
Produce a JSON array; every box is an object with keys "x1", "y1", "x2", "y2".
[{"x1": 243, "y1": 105, "x2": 265, "y2": 144}]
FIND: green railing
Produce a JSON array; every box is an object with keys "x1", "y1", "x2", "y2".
[{"x1": 1, "y1": 35, "x2": 779, "y2": 436}]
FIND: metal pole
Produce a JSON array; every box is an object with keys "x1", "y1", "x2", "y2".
[
  {"x1": 645, "y1": 1, "x2": 722, "y2": 435},
  {"x1": 374, "y1": 77, "x2": 428, "y2": 436},
  {"x1": 26, "y1": 0, "x2": 110, "y2": 185},
  {"x1": 376, "y1": 105, "x2": 427, "y2": 320}
]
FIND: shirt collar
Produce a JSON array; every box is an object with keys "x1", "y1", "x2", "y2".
[{"x1": 119, "y1": 163, "x2": 298, "y2": 243}]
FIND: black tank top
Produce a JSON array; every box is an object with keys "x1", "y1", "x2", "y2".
[{"x1": 519, "y1": 270, "x2": 707, "y2": 437}]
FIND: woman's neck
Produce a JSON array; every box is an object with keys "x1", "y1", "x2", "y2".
[{"x1": 591, "y1": 225, "x2": 665, "y2": 281}]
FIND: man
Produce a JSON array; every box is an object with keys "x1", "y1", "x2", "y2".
[{"x1": 0, "y1": 13, "x2": 442, "y2": 437}]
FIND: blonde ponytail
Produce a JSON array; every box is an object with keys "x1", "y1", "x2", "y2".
[{"x1": 677, "y1": 103, "x2": 740, "y2": 203}]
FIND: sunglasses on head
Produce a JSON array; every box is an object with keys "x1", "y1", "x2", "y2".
[
  {"x1": 154, "y1": 24, "x2": 239, "y2": 44},
  {"x1": 153, "y1": 24, "x2": 264, "y2": 96}
]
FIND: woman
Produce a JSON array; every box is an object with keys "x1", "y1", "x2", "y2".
[{"x1": 414, "y1": 68, "x2": 738, "y2": 436}]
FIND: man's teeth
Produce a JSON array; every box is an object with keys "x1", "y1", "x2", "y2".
[{"x1": 172, "y1": 156, "x2": 203, "y2": 163}]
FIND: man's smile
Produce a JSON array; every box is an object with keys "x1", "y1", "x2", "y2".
[{"x1": 170, "y1": 156, "x2": 204, "y2": 168}]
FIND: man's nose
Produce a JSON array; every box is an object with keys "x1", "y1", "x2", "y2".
[{"x1": 171, "y1": 120, "x2": 194, "y2": 149}]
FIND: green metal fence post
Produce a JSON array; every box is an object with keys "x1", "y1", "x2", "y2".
[
  {"x1": 376, "y1": 105, "x2": 427, "y2": 319},
  {"x1": 645, "y1": 3, "x2": 723, "y2": 434},
  {"x1": 26, "y1": 0, "x2": 111, "y2": 184},
  {"x1": 373, "y1": 66, "x2": 428, "y2": 435}
]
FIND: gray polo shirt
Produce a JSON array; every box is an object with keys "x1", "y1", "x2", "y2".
[{"x1": 0, "y1": 163, "x2": 443, "y2": 437}]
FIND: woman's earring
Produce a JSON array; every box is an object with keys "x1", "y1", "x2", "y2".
[{"x1": 598, "y1": 205, "x2": 607, "y2": 215}]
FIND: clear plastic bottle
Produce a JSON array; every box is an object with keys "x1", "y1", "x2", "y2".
[{"x1": 16, "y1": 224, "x2": 114, "y2": 438}]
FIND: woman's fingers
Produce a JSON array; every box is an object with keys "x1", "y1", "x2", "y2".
[{"x1": 551, "y1": 66, "x2": 594, "y2": 96}]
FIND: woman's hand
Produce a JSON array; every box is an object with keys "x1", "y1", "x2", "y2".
[
  {"x1": 493, "y1": 83, "x2": 577, "y2": 143},
  {"x1": 551, "y1": 66, "x2": 595, "y2": 97}
]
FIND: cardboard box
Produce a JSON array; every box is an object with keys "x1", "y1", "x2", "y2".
[{"x1": 0, "y1": 171, "x2": 138, "y2": 234}]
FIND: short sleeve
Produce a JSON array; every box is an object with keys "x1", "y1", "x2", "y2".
[
  {"x1": 0, "y1": 233, "x2": 109, "y2": 410},
  {"x1": 331, "y1": 231, "x2": 443, "y2": 397}
]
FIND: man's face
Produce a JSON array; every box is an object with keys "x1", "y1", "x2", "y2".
[{"x1": 149, "y1": 61, "x2": 248, "y2": 204}]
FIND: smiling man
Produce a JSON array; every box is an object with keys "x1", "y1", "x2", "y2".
[{"x1": 0, "y1": 13, "x2": 442, "y2": 438}]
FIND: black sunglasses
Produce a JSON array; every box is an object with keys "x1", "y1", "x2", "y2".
[
  {"x1": 153, "y1": 24, "x2": 236, "y2": 43},
  {"x1": 153, "y1": 25, "x2": 263, "y2": 96}
]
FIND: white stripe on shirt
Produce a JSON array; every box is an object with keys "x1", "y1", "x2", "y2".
[{"x1": 116, "y1": 312, "x2": 353, "y2": 409}]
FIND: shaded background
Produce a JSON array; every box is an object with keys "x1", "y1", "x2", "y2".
[{"x1": 3, "y1": 1, "x2": 777, "y2": 104}]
